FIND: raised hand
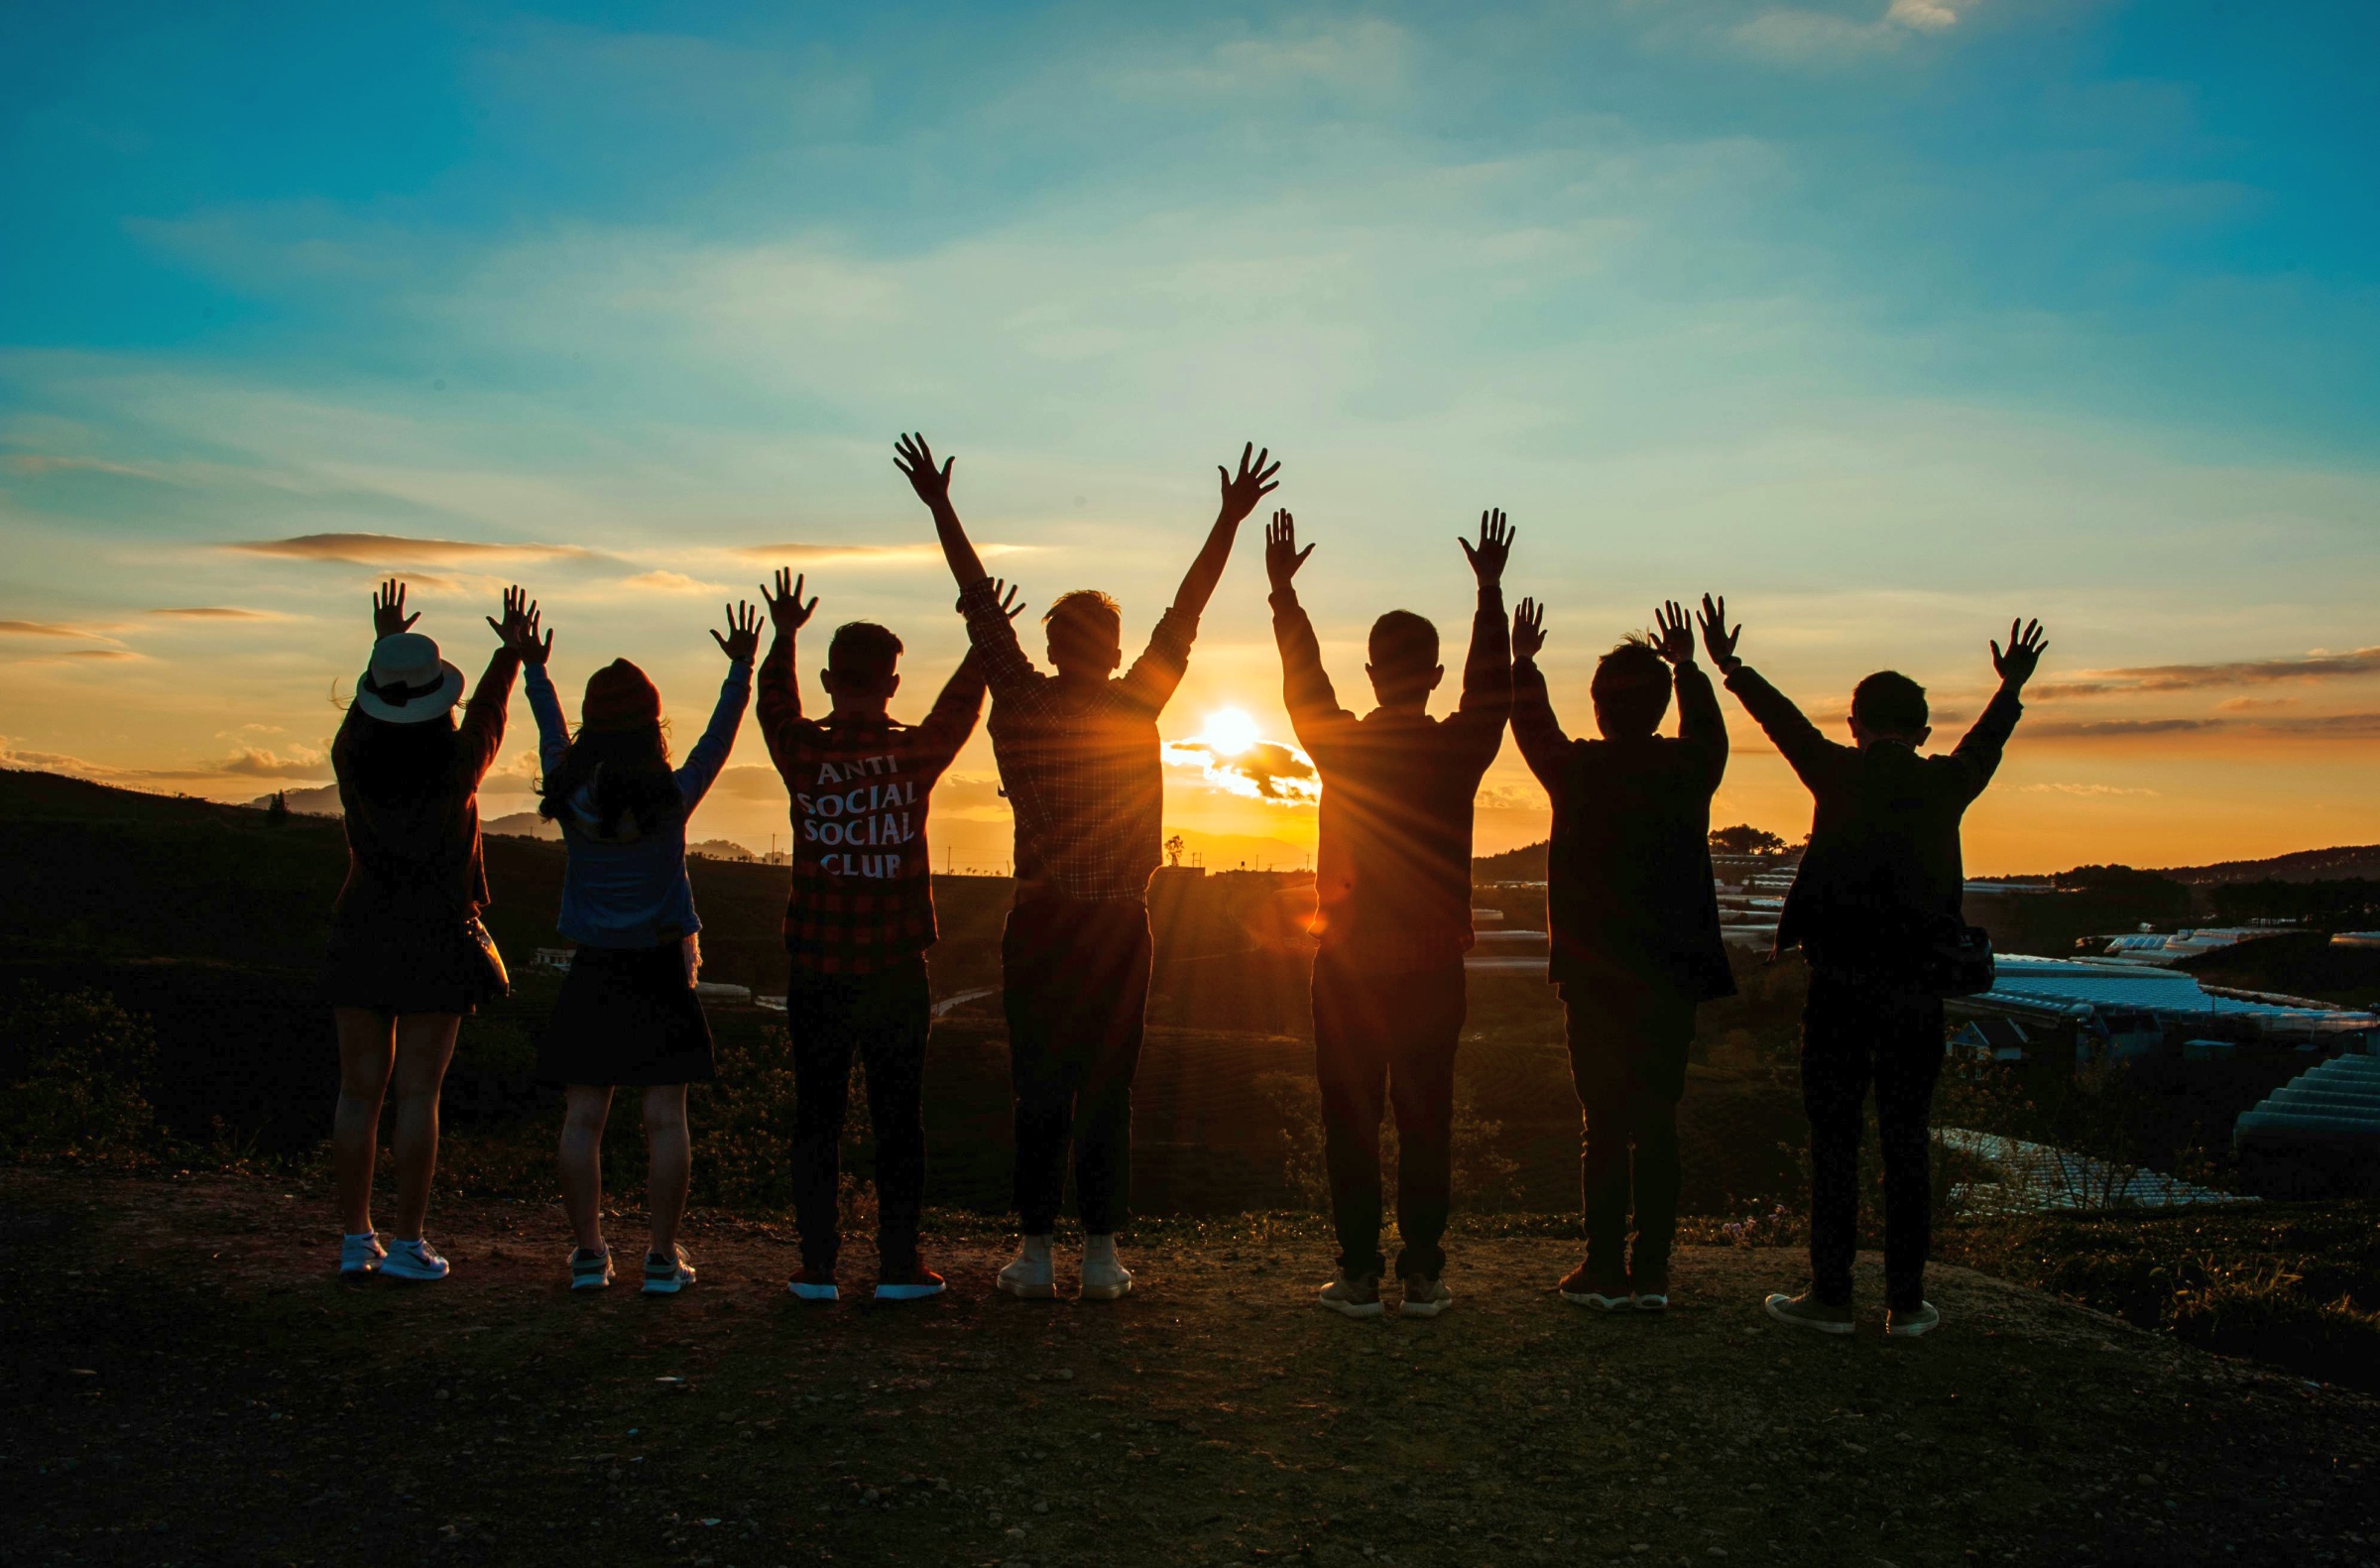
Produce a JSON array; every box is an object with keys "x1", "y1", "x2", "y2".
[
  {"x1": 1216, "y1": 442, "x2": 1282, "y2": 527},
  {"x1": 712, "y1": 601, "x2": 763, "y2": 664},
  {"x1": 762, "y1": 568, "x2": 818, "y2": 635},
  {"x1": 1698, "y1": 593, "x2": 1740, "y2": 668},
  {"x1": 1653, "y1": 600, "x2": 1695, "y2": 667},
  {"x1": 1264, "y1": 509, "x2": 1314, "y2": 592},
  {"x1": 372, "y1": 578, "x2": 419, "y2": 638},
  {"x1": 987, "y1": 579, "x2": 1026, "y2": 621},
  {"x1": 485, "y1": 585, "x2": 551, "y2": 666},
  {"x1": 1458, "y1": 509, "x2": 1514, "y2": 587},
  {"x1": 1512, "y1": 598, "x2": 1547, "y2": 663},
  {"x1": 893, "y1": 432, "x2": 955, "y2": 511},
  {"x1": 1991, "y1": 617, "x2": 2048, "y2": 686}
]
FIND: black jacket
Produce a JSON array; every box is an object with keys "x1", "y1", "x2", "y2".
[
  {"x1": 1724, "y1": 663, "x2": 2023, "y2": 972},
  {"x1": 1511, "y1": 659, "x2": 1734, "y2": 1002}
]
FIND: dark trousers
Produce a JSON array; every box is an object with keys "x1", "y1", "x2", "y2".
[
  {"x1": 787, "y1": 956, "x2": 931, "y2": 1273},
  {"x1": 1003, "y1": 899, "x2": 1152, "y2": 1235},
  {"x1": 1312, "y1": 950, "x2": 1468, "y2": 1281},
  {"x1": 1561, "y1": 971, "x2": 1694, "y2": 1285},
  {"x1": 1802, "y1": 965, "x2": 1946, "y2": 1311}
]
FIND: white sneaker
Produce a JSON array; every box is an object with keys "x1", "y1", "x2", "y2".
[
  {"x1": 1884, "y1": 1300, "x2": 1941, "y2": 1338},
  {"x1": 339, "y1": 1232, "x2": 386, "y2": 1278},
  {"x1": 997, "y1": 1238, "x2": 1056, "y2": 1300},
  {"x1": 380, "y1": 1238, "x2": 449, "y2": 1281},
  {"x1": 1317, "y1": 1272, "x2": 1384, "y2": 1319},
  {"x1": 1079, "y1": 1255, "x2": 1132, "y2": 1301}
]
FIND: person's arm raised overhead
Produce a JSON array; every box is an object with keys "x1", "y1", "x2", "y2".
[
  {"x1": 1451, "y1": 509, "x2": 1515, "y2": 760},
  {"x1": 896, "y1": 432, "x2": 988, "y2": 590},
  {"x1": 901, "y1": 432, "x2": 1040, "y2": 704},
  {"x1": 1952, "y1": 618, "x2": 2046, "y2": 800},
  {"x1": 1657, "y1": 598, "x2": 1727, "y2": 792},
  {"x1": 1263, "y1": 510, "x2": 1352, "y2": 753},
  {"x1": 1507, "y1": 597, "x2": 1570, "y2": 791},
  {"x1": 456, "y1": 585, "x2": 536, "y2": 785},
  {"x1": 1702, "y1": 593, "x2": 1835, "y2": 789},
  {"x1": 917, "y1": 584, "x2": 1020, "y2": 772},
  {"x1": 677, "y1": 601, "x2": 760, "y2": 811},
  {"x1": 498, "y1": 586, "x2": 570, "y2": 777},
  {"x1": 1121, "y1": 443, "x2": 1282, "y2": 713},
  {"x1": 755, "y1": 568, "x2": 820, "y2": 780}
]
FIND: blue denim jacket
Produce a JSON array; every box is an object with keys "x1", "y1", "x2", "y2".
[{"x1": 526, "y1": 660, "x2": 752, "y2": 949}]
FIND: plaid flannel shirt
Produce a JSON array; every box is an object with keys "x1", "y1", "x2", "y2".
[
  {"x1": 957, "y1": 576, "x2": 1197, "y2": 904},
  {"x1": 757, "y1": 632, "x2": 986, "y2": 973}
]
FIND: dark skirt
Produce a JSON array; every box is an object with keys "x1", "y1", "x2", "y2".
[
  {"x1": 536, "y1": 942, "x2": 715, "y2": 1087},
  {"x1": 322, "y1": 915, "x2": 499, "y2": 1017}
]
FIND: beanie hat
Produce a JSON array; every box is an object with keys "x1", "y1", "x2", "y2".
[{"x1": 580, "y1": 659, "x2": 661, "y2": 733}]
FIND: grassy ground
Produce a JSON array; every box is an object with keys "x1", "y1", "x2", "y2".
[{"x1": 7, "y1": 1170, "x2": 2378, "y2": 1568}]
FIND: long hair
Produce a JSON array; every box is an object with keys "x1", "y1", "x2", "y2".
[
  {"x1": 537, "y1": 724, "x2": 681, "y2": 839},
  {"x1": 345, "y1": 712, "x2": 460, "y2": 807}
]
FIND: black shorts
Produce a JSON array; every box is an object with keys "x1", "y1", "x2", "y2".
[
  {"x1": 535, "y1": 942, "x2": 715, "y2": 1087},
  {"x1": 321, "y1": 916, "x2": 499, "y2": 1018}
]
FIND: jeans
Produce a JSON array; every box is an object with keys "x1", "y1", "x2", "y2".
[
  {"x1": 1312, "y1": 950, "x2": 1468, "y2": 1281},
  {"x1": 1561, "y1": 971, "x2": 1694, "y2": 1285},
  {"x1": 1802, "y1": 965, "x2": 1946, "y2": 1311},
  {"x1": 1003, "y1": 899, "x2": 1152, "y2": 1235},
  {"x1": 787, "y1": 956, "x2": 931, "y2": 1273}
]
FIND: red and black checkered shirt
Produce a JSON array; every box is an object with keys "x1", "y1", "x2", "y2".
[
  {"x1": 757, "y1": 633, "x2": 986, "y2": 973},
  {"x1": 959, "y1": 577, "x2": 1197, "y2": 904}
]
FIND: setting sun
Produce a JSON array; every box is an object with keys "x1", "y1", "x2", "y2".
[{"x1": 1199, "y1": 707, "x2": 1260, "y2": 757}]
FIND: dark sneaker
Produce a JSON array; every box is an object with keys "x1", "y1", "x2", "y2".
[
  {"x1": 1763, "y1": 1290, "x2": 1854, "y2": 1335},
  {"x1": 787, "y1": 1266, "x2": 838, "y2": 1302},
  {"x1": 643, "y1": 1245, "x2": 696, "y2": 1295},
  {"x1": 1884, "y1": 1300, "x2": 1941, "y2": 1338},
  {"x1": 1630, "y1": 1268, "x2": 1671, "y2": 1313},
  {"x1": 569, "y1": 1247, "x2": 614, "y2": 1291},
  {"x1": 1400, "y1": 1274, "x2": 1454, "y2": 1319},
  {"x1": 875, "y1": 1266, "x2": 947, "y2": 1303},
  {"x1": 1317, "y1": 1272, "x2": 1384, "y2": 1319},
  {"x1": 1557, "y1": 1263, "x2": 1634, "y2": 1310}
]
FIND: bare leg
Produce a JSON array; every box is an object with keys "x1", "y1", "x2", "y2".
[
  {"x1": 559, "y1": 1086, "x2": 615, "y2": 1255},
  {"x1": 643, "y1": 1084, "x2": 691, "y2": 1259},
  {"x1": 386, "y1": 1013, "x2": 461, "y2": 1241},
  {"x1": 332, "y1": 1009, "x2": 397, "y2": 1235}
]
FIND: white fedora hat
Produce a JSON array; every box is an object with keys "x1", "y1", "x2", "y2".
[{"x1": 355, "y1": 632, "x2": 465, "y2": 724}]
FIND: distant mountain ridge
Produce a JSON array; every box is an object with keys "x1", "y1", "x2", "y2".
[{"x1": 1474, "y1": 835, "x2": 2380, "y2": 888}]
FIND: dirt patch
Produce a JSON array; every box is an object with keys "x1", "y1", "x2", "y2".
[{"x1": 5, "y1": 1169, "x2": 2376, "y2": 1567}]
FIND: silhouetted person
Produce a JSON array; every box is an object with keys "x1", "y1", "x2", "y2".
[
  {"x1": 323, "y1": 580, "x2": 531, "y2": 1282},
  {"x1": 755, "y1": 567, "x2": 1012, "y2": 1303},
  {"x1": 900, "y1": 432, "x2": 1279, "y2": 1301},
  {"x1": 524, "y1": 600, "x2": 759, "y2": 1296},
  {"x1": 1267, "y1": 507, "x2": 1513, "y2": 1320},
  {"x1": 1705, "y1": 597, "x2": 2046, "y2": 1338},
  {"x1": 1509, "y1": 598, "x2": 1731, "y2": 1313}
]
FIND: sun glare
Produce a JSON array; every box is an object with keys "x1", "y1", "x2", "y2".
[{"x1": 1201, "y1": 707, "x2": 1260, "y2": 756}]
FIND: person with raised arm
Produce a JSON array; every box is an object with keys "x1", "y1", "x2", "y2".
[
  {"x1": 896, "y1": 431, "x2": 1278, "y2": 1301},
  {"x1": 754, "y1": 566, "x2": 1018, "y2": 1304},
  {"x1": 1266, "y1": 507, "x2": 1513, "y2": 1321},
  {"x1": 323, "y1": 580, "x2": 533, "y2": 1281},
  {"x1": 1508, "y1": 598, "x2": 1732, "y2": 1314},
  {"x1": 520, "y1": 600, "x2": 759, "y2": 1296},
  {"x1": 1703, "y1": 596, "x2": 2047, "y2": 1338}
]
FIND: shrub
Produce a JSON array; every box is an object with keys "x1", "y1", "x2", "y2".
[{"x1": 0, "y1": 985, "x2": 161, "y2": 1162}]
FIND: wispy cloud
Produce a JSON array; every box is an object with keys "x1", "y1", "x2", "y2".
[
  {"x1": 0, "y1": 619, "x2": 92, "y2": 638},
  {"x1": 226, "y1": 532, "x2": 598, "y2": 567},
  {"x1": 2032, "y1": 712, "x2": 2380, "y2": 741},
  {"x1": 1164, "y1": 738, "x2": 1319, "y2": 804},
  {"x1": 2035, "y1": 647, "x2": 2380, "y2": 700},
  {"x1": 0, "y1": 452, "x2": 168, "y2": 480},
  {"x1": 1727, "y1": 0, "x2": 1974, "y2": 63},
  {"x1": 620, "y1": 570, "x2": 716, "y2": 593},
  {"x1": 148, "y1": 606, "x2": 285, "y2": 621},
  {"x1": 2021, "y1": 782, "x2": 2162, "y2": 797}
]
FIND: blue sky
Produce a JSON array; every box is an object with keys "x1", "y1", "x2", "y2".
[{"x1": 5, "y1": 1, "x2": 2380, "y2": 870}]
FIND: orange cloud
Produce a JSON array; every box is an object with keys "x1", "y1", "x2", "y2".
[
  {"x1": 0, "y1": 620, "x2": 90, "y2": 637},
  {"x1": 148, "y1": 606, "x2": 284, "y2": 621},
  {"x1": 2036, "y1": 647, "x2": 2380, "y2": 701},
  {"x1": 226, "y1": 533, "x2": 596, "y2": 567},
  {"x1": 736, "y1": 542, "x2": 1032, "y2": 568}
]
